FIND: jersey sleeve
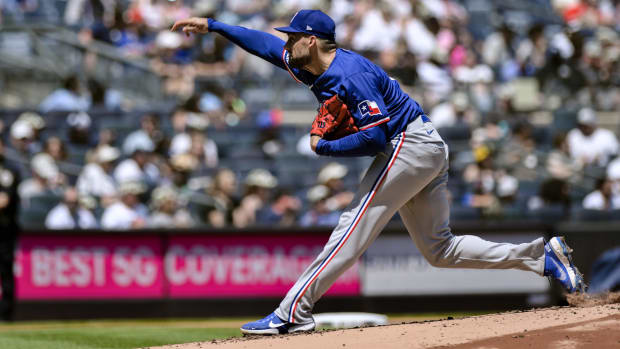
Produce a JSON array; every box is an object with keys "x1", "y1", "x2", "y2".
[
  {"x1": 315, "y1": 125, "x2": 388, "y2": 157},
  {"x1": 208, "y1": 19, "x2": 287, "y2": 70},
  {"x1": 208, "y1": 19, "x2": 305, "y2": 84},
  {"x1": 340, "y1": 72, "x2": 391, "y2": 131}
]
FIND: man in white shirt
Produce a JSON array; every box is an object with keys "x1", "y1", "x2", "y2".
[
  {"x1": 567, "y1": 108, "x2": 619, "y2": 167},
  {"x1": 114, "y1": 138, "x2": 160, "y2": 186},
  {"x1": 45, "y1": 187, "x2": 97, "y2": 229},
  {"x1": 76, "y1": 145, "x2": 119, "y2": 205},
  {"x1": 582, "y1": 178, "x2": 620, "y2": 210},
  {"x1": 101, "y1": 181, "x2": 148, "y2": 230}
]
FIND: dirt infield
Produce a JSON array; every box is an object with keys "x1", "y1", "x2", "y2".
[{"x1": 149, "y1": 297, "x2": 620, "y2": 349}]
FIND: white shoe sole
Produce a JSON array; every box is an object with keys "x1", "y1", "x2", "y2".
[
  {"x1": 240, "y1": 321, "x2": 315, "y2": 335},
  {"x1": 549, "y1": 236, "x2": 578, "y2": 290}
]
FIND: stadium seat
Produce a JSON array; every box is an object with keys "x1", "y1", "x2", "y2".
[
  {"x1": 450, "y1": 206, "x2": 481, "y2": 220},
  {"x1": 573, "y1": 208, "x2": 615, "y2": 221}
]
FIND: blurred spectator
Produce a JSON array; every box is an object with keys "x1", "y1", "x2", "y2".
[
  {"x1": 546, "y1": 133, "x2": 583, "y2": 183},
  {"x1": 66, "y1": 111, "x2": 93, "y2": 146},
  {"x1": 567, "y1": 108, "x2": 619, "y2": 167},
  {"x1": 87, "y1": 78, "x2": 122, "y2": 110},
  {"x1": 527, "y1": 178, "x2": 571, "y2": 212},
  {"x1": 101, "y1": 181, "x2": 148, "y2": 230},
  {"x1": 5, "y1": 119, "x2": 35, "y2": 178},
  {"x1": 167, "y1": 153, "x2": 199, "y2": 205},
  {"x1": 0, "y1": 137, "x2": 19, "y2": 321},
  {"x1": 123, "y1": 114, "x2": 167, "y2": 156},
  {"x1": 148, "y1": 186, "x2": 193, "y2": 228},
  {"x1": 16, "y1": 112, "x2": 46, "y2": 154},
  {"x1": 233, "y1": 169, "x2": 277, "y2": 228},
  {"x1": 351, "y1": 2, "x2": 401, "y2": 53},
  {"x1": 583, "y1": 177, "x2": 620, "y2": 210},
  {"x1": 607, "y1": 156, "x2": 620, "y2": 197},
  {"x1": 76, "y1": 145, "x2": 119, "y2": 206},
  {"x1": 257, "y1": 190, "x2": 301, "y2": 226},
  {"x1": 299, "y1": 185, "x2": 341, "y2": 227},
  {"x1": 18, "y1": 153, "x2": 65, "y2": 203},
  {"x1": 482, "y1": 24, "x2": 516, "y2": 71},
  {"x1": 403, "y1": 13, "x2": 437, "y2": 60},
  {"x1": 496, "y1": 121, "x2": 538, "y2": 181},
  {"x1": 114, "y1": 138, "x2": 160, "y2": 187},
  {"x1": 416, "y1": 49, "x2": 453, "y2": 104},
  {"x1": 516, "y1": 24, "x2": 548, "y2": 77},
  {"x1": 318, "y1": 163, "x2": 354, "y2": 211},
  {"x1": 462, "y1": 149, "x2": 501, "y2": 214},
  {"x1": 39, "y1": 75, "x2": 90, "y2": 112},
  {"x1": 452, "y1": 49, "x2": 494, "y2": 85},
  {"x1": 428, "y1": 91, "x2": 471, "y2": 129},
  {"x1": 203, "y1": 168, "x2": 238, "y2": 227},
  {"x1": 45, "y1": 187, "x2": 97, "y2": 230},
  {"x1": 43, "y1": 136, "x2": 68, "y2": 164},
  {"x1": 170, "y1": 112, "x2": 218, "y2": 168}
]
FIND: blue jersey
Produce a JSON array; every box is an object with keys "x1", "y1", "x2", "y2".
[{"x1": 209, "y1": 19, "x2": 428, "y2": 157}]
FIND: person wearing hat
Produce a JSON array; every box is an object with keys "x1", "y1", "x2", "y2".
[
  {"x1": 76, "y1": 145, "x2": 120, "y2": 206},
  {"x1": 169, "y1": 112, "x2": 219, "y2": 169},
  {"x1": 317, "y1": 162, "x2": 354, "y2": 211},
  {"x1": 173, "y1": 10, "x2": 586, "y2": 334},
  {"x1": 5, "y1": 119, "x2": 35, "y2": 179},
  {"x1": 148, "y1": 185, "x2": 194, "y2": 228},
  {"x1": 17, "y1": 112, "x2": 46, "y2": 155},
  {"x1": 17, "y1": 153, "x2": 66, "y2": 204},
  {"x1": 232, "y1": 169, "x2": 277, "y2": 228},
  {"x1": 114, "y1": 135, "x2": 160, "y2": 188},
  {"x1": 299, "y1": 184, "x2": 341, "y2": 227},
  {"x1": 100, "y1": 181, "x2": 148, "y2": 230},
  {"x1": 566, "y1": 107, "x2": 619, "y2": 167}
]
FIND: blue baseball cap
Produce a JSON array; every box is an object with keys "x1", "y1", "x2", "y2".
[{"x1": 275, "y1": 10, "x2": 336, "y2": 41}]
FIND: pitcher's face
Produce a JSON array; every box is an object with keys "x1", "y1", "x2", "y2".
[{"x1": 285, "y1": 33, "x2": 313, "y2": 69}]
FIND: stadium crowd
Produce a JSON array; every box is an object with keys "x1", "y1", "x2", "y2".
[{"x1": 0, "y1": 0, "x2": 619, "y2": 229}]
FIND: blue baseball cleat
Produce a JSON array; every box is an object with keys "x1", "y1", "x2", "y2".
[
  {"x1": 544, "y1": 236, "x2": 586, "y2": 293},
  {"x1": 240, "y1": 312, "x2": 315, "y2": 335}
]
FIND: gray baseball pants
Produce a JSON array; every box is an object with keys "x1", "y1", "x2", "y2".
[{"x1": 275, "y1": 117, "x2": 546, "y2": 324}]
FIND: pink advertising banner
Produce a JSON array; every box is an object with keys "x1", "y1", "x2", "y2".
[
  {"x1": 165, "y1": 235, "x2": 360, "y2": 297},
  {"x1": 12, "y1": 234, "x2": 360, "y2": 300},
  {"x1": 16, "y1": 236, "x2": 164, "y2": 300}
]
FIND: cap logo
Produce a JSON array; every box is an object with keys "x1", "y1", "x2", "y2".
[{"x1": 306, "y1": 25, "x2": 313, "y2": 31}]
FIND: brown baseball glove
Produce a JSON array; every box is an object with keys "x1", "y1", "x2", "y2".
[{"x1": 310, "y1": 94, "x2": 358, "y2": 140}]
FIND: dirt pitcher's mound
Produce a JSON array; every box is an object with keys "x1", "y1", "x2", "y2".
[{"x1": 149, "y1": 303, "x2": 620, "y2": 349}]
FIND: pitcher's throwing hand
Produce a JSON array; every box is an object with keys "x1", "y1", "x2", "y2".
[{"x1": 171, "y1": 17, "x2": 209, "y2": 36}]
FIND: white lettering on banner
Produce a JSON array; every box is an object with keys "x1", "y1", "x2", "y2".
[
  {"x1": 32, "y1": 247, "x2": 52, "y2": 286},
  {"x1": 112, "y1": 247, "x2": 157, "y2": 287},
  {"x1": 29, "y1": 245, "x2": 157, "y2": 288},
  {"x1": 165, "y1": 245, "x2": 187, "y2": 285},
  {"x1": 54, "y1": 247, "x2": 71, "y2": 286},
  {"x1": 164, "y1": 244, "x2": 357, "y2": 287},
  {"x1": 71, "y1": 248, "x2": 91, "y2": 287},
  {"x1": 92, "y1": 248, "x2": 107, "y2": 286},
  {"x1": 31, "y1": 246, "x2": 110, "y2": 288},
  {"x1": 134, "y1": 247, "x2": 157, "y2": 287}
]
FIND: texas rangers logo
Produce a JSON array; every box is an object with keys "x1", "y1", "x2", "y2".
[{"x1": 358, "y1": 100, "x2": 381, "y2": 117}]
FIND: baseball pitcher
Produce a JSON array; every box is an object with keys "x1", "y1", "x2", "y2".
[{"x1": 172, "y1": 10, "x2": 585, "y2": 335}]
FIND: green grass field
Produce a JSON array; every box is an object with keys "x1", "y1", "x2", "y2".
[
  {"x1": 0, "y1": 312, "x2": 491, "y2": 349},
  {"x1": 0, "y1": 319, "x2": 244, "y2": 349}
]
